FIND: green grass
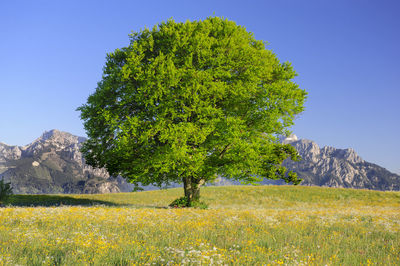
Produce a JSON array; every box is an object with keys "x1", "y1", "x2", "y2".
[
  {"x1": 1, "y1": 185, "x2": 399, "y2": 265},
  {"x1": 8, "y1": 185, "x2": 398, "y2": 208}
]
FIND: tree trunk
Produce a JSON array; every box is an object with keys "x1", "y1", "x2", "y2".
[{"x1": 183, "y1": 176, "x2": 204, "y2": 206}]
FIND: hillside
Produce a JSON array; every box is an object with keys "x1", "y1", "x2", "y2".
[
  {"x1": 1, "y1": 130, "x2": 399, "y2": 194},
  {"x1": 0, "y1": 130, "x2": 131, "y2": 194},
  {"x1": 1, "y1": 186, "x2": 399, "y2": 265},
  {"x1": 282, "y1": 135, "x2": 400, "y2": 191}
]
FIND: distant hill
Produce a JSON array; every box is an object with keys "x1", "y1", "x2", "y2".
[
  {"x1": 0, "y1": 130, "x2": 132, "y2": 194},
  {"x1": 1, "y1": 130, "x2": 399, "y2": 193},
  {"x1": 281, "y1": 135, "x2": 400, "y2": 191}
]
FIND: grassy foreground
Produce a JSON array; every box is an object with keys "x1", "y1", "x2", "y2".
[{"x1": 0, "y1": 186, "x2": 399, "y2": 265}]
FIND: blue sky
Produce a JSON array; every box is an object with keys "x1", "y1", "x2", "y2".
[{"x1": 1, "y1": 0, "x2": 399, "y2": 174}]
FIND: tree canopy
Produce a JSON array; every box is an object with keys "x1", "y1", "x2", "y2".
[{"x1": 78, "y1": 17, "x2": 307, "y2": 206}]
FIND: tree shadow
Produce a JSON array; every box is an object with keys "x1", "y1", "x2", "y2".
[{"x1": 5, "y1": 194, "x2": 120, "y2": 207}]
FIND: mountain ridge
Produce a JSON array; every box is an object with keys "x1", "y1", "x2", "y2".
[
  {"x1": 282, "y1": 135, "x2": 400, "y2": 191},
  {"x1": 1, "y1": 130, "x2": 399, "y2": 193},
  {"x1": 0, "y1": 129, "x2": 131, "y2": 194}
]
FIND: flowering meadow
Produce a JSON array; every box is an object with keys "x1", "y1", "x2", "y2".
[{"x1": 0, "y1": 186, "x2": 399, "y2": 265}]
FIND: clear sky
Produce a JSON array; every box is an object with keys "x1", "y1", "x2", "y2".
[{"x1": 1, "y1": 0, "x2": 399, "y2": 174}]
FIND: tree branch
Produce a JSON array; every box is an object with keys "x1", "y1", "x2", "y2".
[{"x1": 219, "y1": 144, "x2": 231, "y2": 159}]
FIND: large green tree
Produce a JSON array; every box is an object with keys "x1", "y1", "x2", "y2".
[{"x1": 78, "y1": 17, "x2": 307, "y2": 205}]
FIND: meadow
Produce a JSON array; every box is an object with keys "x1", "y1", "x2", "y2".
[{"x1": 0, "y1": 185, "x2": 399, "y2": 265}]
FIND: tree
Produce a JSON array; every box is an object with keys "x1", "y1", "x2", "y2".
[
  {"x1": 0, "y1": 178, "x2": 13, "y2": 204},
  {"x1": 78, "y1": 17, "x2": 307, "y2": 206}
]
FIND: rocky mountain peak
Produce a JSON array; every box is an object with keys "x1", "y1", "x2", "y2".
[
  {"x1": 20, "y1": 129, "x2": 87, "y2": 157},
  {"x1": 40, "y1": 129, "x2": 65, "y2": 141},
  {"x1": 283, "y1": 135, "x2": 399, "y2": 191},
  {"x1": 0, "y1": 143, "x2": 22, "y2": 161},
  {"x1": 0, "y1": 130, "x2": 128, "y2": 194},
  {"x1": 38, "y1": 129, "x2": 86, "y2": 145}
]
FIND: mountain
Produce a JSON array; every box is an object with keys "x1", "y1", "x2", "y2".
[
  {"x1": 1, "y1": 130, "x2": 399, "y2": 193},
  {"x1": 0, "y1": 130, "x2": 132, "y2": 194},
  {"x1": 282, "y1": 135, "x2": 400, "y2": 191}
]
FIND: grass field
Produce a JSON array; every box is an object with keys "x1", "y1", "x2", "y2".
[{"x1": 0, "y1": 185, "x2": 399, "y2": 265}]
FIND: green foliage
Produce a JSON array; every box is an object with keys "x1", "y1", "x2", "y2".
[
  {"x1": 169, "y1": 196, "x2": 208, "y2": 209},
  {"x1": 78, "y1": 17, "x2": 307, "y2": 195},
  {"x1": 0, "y1": 179, "x2": 13, "y2": 204},
  {"x1": 169, "y1": 196, "x2": 190, "y2": 208},
  {"x1": 190, "y1": 199, "x2": 209, "y2": 209}
]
